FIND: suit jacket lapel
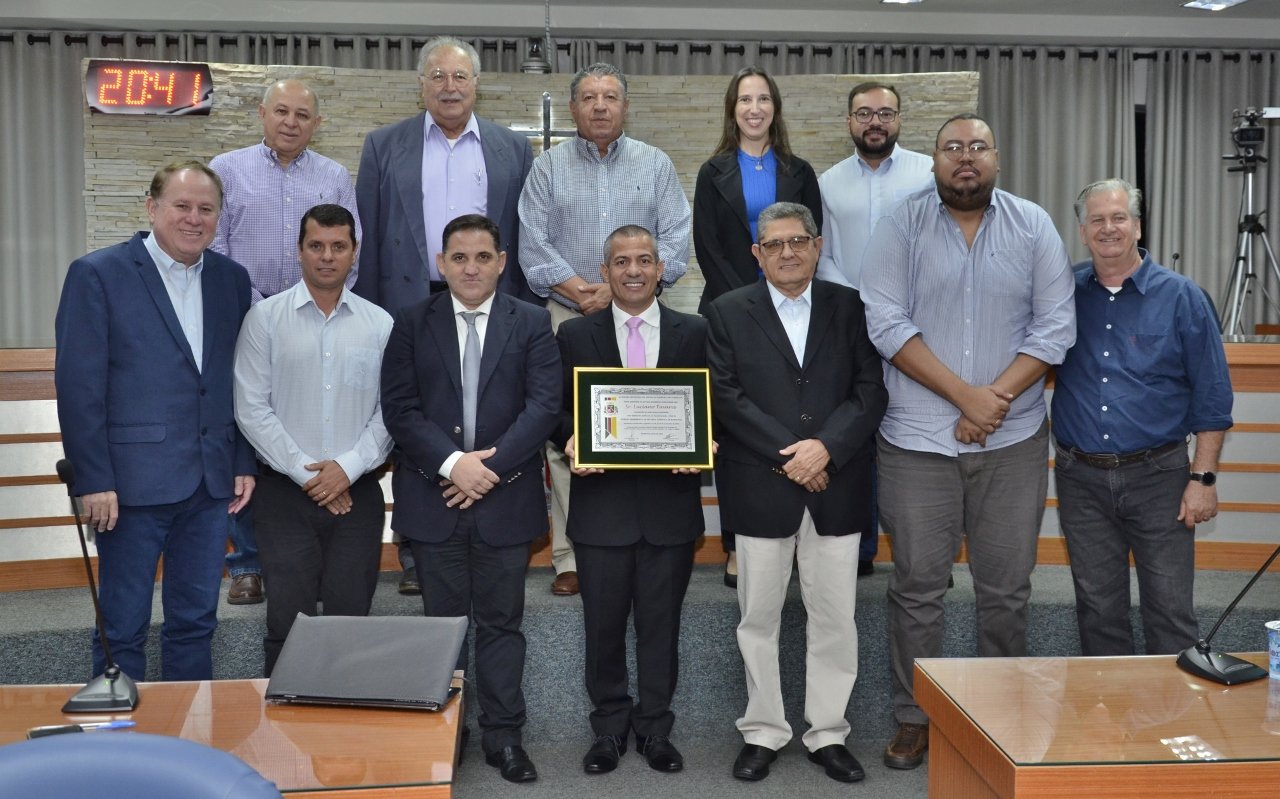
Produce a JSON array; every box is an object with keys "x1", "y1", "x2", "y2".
[
  {"x1": 745, "y1": 283, "x2": 801, "y2": 372},
  {"x1": 395, "y1": 114, "x2": 430, "y2": 267},
  {"x1": 802, "y1": 281, "x2": 836, "y2": 371},
  {"x1": 710, "y1": 152, "x2": 751, "y2": 237},
  {"x1": 133, "y1": 235, "x2": 198, "y2": 372},
  {"x1": 656, "y1": 304, "x2": 683, "y2": 367},
  {"x1": 479, "y1": 118, "x2": 510, "y2": 228},
  {"x1": 589, "y1": 309, "x2": 624, "y2": 367},
  {"x1": 477, "y1": 294, "x2": 515, "y2": 397},
  {"x1": 776, "y1": 158, "x2": 805, "y2": 205},
  {"x1": 426, "y1": 295, "x2": 464, "y2": 400}
]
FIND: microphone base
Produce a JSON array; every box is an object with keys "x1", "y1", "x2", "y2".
[
  {"x1": 1176, "y1": 646, "x2": 1268, "y2": 686},
  {"x1": 62, "y1": 668, "x2": 139, "y2": 714}
]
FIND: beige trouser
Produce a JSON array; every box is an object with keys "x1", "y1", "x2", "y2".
[{"x1": 545, "y1": 298, "x2": 581, "y2": 575}]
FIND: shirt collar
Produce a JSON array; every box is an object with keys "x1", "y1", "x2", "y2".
[
  {"x1": 575, "y1": 132, "x2": 626, "y2": 160},
  {"x1": 611, "y1": 299, "x2": 662, "y2": 330},
  {"x1": 143, "y1": 229, "x2": 204, "y2": 273},
  {"x1": 766, "y1": 279, "x2": 813, "y2": 311},
  {"x1": 426, "y1": 113, "x2": 481, "y2": 144},
  {"x1": 286, "y1": 279, "x2": 354, "y2": 314},
  {"x1": 450, "y1": 291, "x2": 495, "y2": 317},
  {"x1": 1086, "y1": 249, "x2": 1154, "y2": 296},
  {"x1": 858, "y1": 144, "x2": 900, "y2": 173},
  {"x1": 257, "y1": 140, "x2": 308, "y2": 168}
]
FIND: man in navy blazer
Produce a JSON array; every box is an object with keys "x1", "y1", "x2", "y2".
[
  {"x1": 554, "y1": 226, "x2": 707, "y2": 776},
  {"x1": 353, "y1": 36, "x2": 536, "y2": 317},
  {"x1": 54, "y1": 161, "x2": 256, "y2": 682},
  {"x1": 380, "y1": 214, "x2": 560, "y2": 783}
]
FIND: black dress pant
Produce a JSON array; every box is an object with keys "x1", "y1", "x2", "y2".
[
  {"x1": 409, "y1": 512, "x2": 530, "y2": 754},
  {"x1": 255, "y1": 468, "x2": 384, "y2": 676},
  {"x1": 576, "y1": 539, "x2": 695, "y2": 738}
]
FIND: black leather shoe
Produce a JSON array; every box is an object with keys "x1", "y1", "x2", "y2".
[
  {"x1": 636, "y1": 734, "x2": 683, "y2": 772},
  {"x1": 857, "y1": 559, "x2": 875, "y2": 577},
  {"x1": 582, "y1": 734, "x2": 625, "y2": 774},
  {"x1": 484, "y1": 745, "x2": 538, "y2": 783},
  {"x1": 807, "y1": 743, "x2": 866, "y2": 782},
  {"x1": 398, "y1": 567, "x2": 421, "y2": 596},
  {"x1": 732, "y1": 743, "x2": 777, "y2": 781}
]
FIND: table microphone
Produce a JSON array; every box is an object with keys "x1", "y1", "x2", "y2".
[
  {"x1": 55, "y1": 458, "x2": 139, "y2": 713},
  {"x1": 1175, "y1": 541, "x2": 1277, "y2": 685}
]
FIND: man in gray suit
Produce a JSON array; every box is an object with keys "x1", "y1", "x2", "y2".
[
  {"x1": 354, "y1": 36, "x2": 534, "y2": 314},
  {"x1": 353, "y1": 35, "x2": 536, "y2": 592}
]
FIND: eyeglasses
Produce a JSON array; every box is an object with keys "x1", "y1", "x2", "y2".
[
  {"x1": 759, "y1": 235, "x2": 814, "y2": 255},
  {"x1": 851, "y1": 108, "x2": 899, "y2": 124},
  {"x1": 938, "y1": 142, "x2": 995, "y2": 161},
  {"x1": 426, "y1": 69, "x2": 473, "y2": 86}
]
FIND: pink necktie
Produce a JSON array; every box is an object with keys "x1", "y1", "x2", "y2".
[{"x1": 625, "y1": 317, "x2": 646, "y2": 368}]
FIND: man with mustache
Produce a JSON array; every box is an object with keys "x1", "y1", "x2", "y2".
[
  {"x1": 518, "y1": 62, "x2": 692, "y2": 597},
  {"x1": 861, "y1": 114, "x2": 1076, "y2": 772},
  {"x1": 353, "y1": 36, "x2": 536, "y2": 595},
  {"x1": 815, "y1": 82, "x2": 933, "y2": 579}
]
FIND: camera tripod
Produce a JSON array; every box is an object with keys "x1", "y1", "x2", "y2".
[{"x1": 1221, "y1": 156, "x2": 1280, "y2": 336}]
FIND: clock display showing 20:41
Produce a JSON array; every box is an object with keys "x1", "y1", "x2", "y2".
[{"x1": 85, "y1": 59, "x2": 214, "y2": 116}]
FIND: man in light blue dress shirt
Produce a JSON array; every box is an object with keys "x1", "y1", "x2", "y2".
[
  {"x1": 233, "y1": 204, "x2": 393, "y2": 676},
  {"x1": 862, "y1": 114, "x2": 1076, "y2": 771}
]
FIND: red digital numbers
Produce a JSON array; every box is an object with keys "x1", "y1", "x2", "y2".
[
  {"x1": 87, "y1": 60, "x2": 212, "y2": 115},
  {"x1": 95, "y1": 67, "x2": 204, "y2": 108}
]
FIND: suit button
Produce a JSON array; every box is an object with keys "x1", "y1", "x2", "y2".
[
  {"x1": 453, "y1": 426, "x2": 462, "y2": 435},
  {"x1": 199, "y1": 388, "x2": 207, "y2": 396},
  {"x1": 201, "y1": 427, "x2": 208, "y2": 436},
  {"x1": 795, "y1": 378, "x2": 802, "y2": 385},
  {"x1": 800, "y1": 414, "x2": 812, "y2": 423}
]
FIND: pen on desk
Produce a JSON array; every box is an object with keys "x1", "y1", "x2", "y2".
[{"x1": 26, "y1": 720, "x2": 136, "y2": 738}]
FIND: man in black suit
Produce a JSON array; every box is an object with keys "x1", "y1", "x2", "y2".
[
  {"x1": 380, "y1": 214, "x2": 560, "y2": 783},
  {"x1": 555, "y1": 225, "x2": 707, "y2": 776},
  {"x1": 706, "y1": 202, "x2": 887, "y2": 784}
]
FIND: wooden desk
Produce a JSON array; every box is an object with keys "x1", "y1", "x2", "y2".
[
  {"x1": 0, "y1": 678, "x2": 462, "y2": 797},
  {"x1": 915, "y1": 654, "x2": 1280, "y2": 798}
]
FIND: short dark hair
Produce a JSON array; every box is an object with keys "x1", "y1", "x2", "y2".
[
  {"x1": 148, "y1": 160, "x2": 223, "y2": 208},
  {"x1": 570, "y1": 63, "x2": 627, "y2": 102},
  {"x1": 603, "y1": 224, "x2": 657, "y2": 263},
  {"x1": 298, "y1": 204, "x2": 357, "y2": 249},
  {"x1": 935, "y1": 113, "x2": 996, "y2": 148},
  {"x1": 846, "y1": 81, "x2": 901, "y2": 114},
  {"x1": 442, "y1": 214, "x2": 501, "y2": 252}
]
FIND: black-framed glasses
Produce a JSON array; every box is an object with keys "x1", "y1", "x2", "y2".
[
  {"x1": 938, "y1": 142, "x2": 995, "y2": 161},
  {"x1": 427, "y1": 69, "x2": 473, "y2": 86},
  {"x1": 851, "y1": 108, "x2": 899, "y2": 124},
  {"x1": 759, "y1": 235, "x2": 814, "y2": 255}
]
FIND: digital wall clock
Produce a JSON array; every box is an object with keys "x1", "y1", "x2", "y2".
[{"x1": 84, "y1": 59, "x2": 213, "y2": 115}]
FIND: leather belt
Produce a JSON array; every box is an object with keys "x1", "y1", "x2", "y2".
[{"x1": 1067, "y1": 440, "x2": 1183, "y2": 469}]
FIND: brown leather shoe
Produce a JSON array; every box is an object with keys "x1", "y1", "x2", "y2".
[
  {"x1": 551, "y1": 571, "x2": 580, "y2": 596},
  {"x1": 883, "y1": 722, "x2": 928, "y2": 770},
  {"x1": 227, "y1": 573, "x2": 264, "y2": 605}
]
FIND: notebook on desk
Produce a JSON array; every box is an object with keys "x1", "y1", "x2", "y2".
[{"x1": 266, "y1": 615, "x2": 467, "y2": 711}]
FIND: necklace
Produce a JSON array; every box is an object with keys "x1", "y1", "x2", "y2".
[{"x1": 740, "y1": 148, "x2": 769, "y2": 171}]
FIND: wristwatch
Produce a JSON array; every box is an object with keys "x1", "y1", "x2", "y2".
[{"x1": 1189, "y1": 471, "x2": 1217, "y2": 486}]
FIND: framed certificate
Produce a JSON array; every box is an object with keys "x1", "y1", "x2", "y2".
[{"x1": 572, "y1": 367, "x2": 714, "y2": 469}]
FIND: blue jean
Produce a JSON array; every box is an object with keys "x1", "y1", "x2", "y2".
[
  {"x1": 224, "y1": 504, "x2": 260, "y2": 577},
  {"x1": 1053, "y1": 439, "x2": 1197, "y2": 656},
  {"x1": 93, "y1": 481, "x2": 228, "y2": 681}
]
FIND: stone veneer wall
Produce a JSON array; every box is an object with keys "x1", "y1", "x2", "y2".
[{"x1": 83, "y1": 62, "x2": 978, "y2": 313}]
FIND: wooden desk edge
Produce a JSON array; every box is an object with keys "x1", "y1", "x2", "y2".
[{"x1": 915, "y1": 660, "x2": 1016, "y2": 797}]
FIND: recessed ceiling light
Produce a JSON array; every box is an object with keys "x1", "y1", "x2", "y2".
[
  {"x1": 1183, "y1": 0, "x2": 1249, "y2": 10},
  {"x1": 881, "y1": 0, "x2": 925, "y2": 5}
]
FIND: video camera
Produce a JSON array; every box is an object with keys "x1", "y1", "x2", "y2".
[{"x1": 1231, "y1": 107, "x2": 1280, "y2": 158}]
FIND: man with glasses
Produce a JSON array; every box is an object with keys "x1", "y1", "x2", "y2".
[
  {"x1": 518, "y1": 62, "x2": 692, "y2": 597},
  {"x1": 354, "y1": 36, "x2": 536, "y2": 594},
  {"x1": 862, "y1": 114, "x2": 1075, "y2": 771},
  {"x1": 707, "y1": 202, "x2": 886, "y2": 784},
  {"x1": 815, "y1": 81, "x2": 933, "y2": 579}
]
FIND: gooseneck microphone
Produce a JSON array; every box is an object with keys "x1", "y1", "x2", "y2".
[
  {"x1": 56, "y1": 459, "x2": 139, "y2": 713},
  {"x1": 1175, "y1": 541, "x2": 1278, "y2": 685}
]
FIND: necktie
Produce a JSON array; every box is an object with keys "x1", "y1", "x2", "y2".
[
  {"x1": 625, "y1": 316, "x2": 646, "y2": 368},
  {"x1": 461, "y1": 311, "x2": 481, "y2": 451}
]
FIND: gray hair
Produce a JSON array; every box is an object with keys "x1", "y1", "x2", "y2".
[
  {"x1": 1074, "y1": 178, "x2": 1142, "y2": 223},
  {"x1": 570, "y1": 63, "x2": 628, "y2": 102},
  {"x1": 418, "y1": 36, "x2": 482, "y2": 77},
  {"x1": 261, "y1": 78, "x2": 320, "y2": 112},
  {"x1": 757, "y1": 202, "x2": 818, "y2": 241}
]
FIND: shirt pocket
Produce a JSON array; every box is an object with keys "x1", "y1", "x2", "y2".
[{"x1": 342, "y1": 347, "x2": 381, "y2": 391}]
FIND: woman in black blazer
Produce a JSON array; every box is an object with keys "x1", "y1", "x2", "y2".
[{"x1": 693, "y1": 66, "x2": 822, "y2": 586}]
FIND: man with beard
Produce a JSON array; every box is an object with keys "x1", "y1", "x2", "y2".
[
  {"x1": 816, "y1": 82, "x2": 932, "y2": 291},
  {"x1": 861, "y1": 114, "x2": 1076, "y2": 772},
  {"x1": 814, "y1": 82, "x2": 932, "y2": 577}
]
